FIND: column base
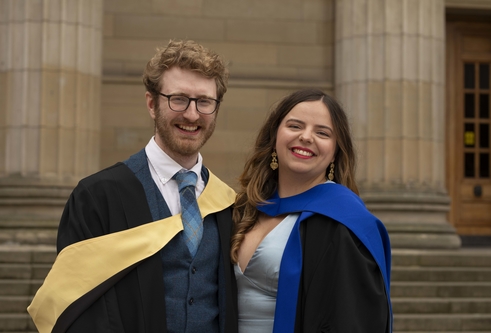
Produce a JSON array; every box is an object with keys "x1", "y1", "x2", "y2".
[
  {"x1": 386, "y1": 222, "x2": 461, "y2": 249},
  {"x1": 362, "y1": 191, "x2": 462, "y2": 249}
]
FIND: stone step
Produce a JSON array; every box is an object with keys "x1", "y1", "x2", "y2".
[
  {"x1": 392, "y1": 266, "x2": 491, "y2": 282},
  {"x1": 0, "y1": 265, "x2": 31, "y2": 280},
  {"x1": 392, "y1": 297, "x2": 491, "y2": 314},
  {"x1": 0, "y1": 263, "x2": 51, "y2": 280},
  {"x1": 0, "y1": 280, "x2": 42, "y2": 297},
  {"x1": 391, "y1": 281, "x2": 491, "y2": 298},
  {"x1": 0, "y1": 296, "x2": 32, "y2": 314},
  {"x1": 392, "y1": 249, "x2": 491, "y2": 268},
  {"x1": 0, "y1": 245, "x2": 56, "y2": 264},
  {"x1": 0, "y1": 313, "x2": 35, "y2": 332},
  {"x1": 6, "y1": 247, "x2": 490, "y2": 267},
  {"x1": 393, "y1": 313, "x2": 491, "y2": 332}
]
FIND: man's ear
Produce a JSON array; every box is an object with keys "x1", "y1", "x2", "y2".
[{"x1": 145, "y1": 91, "x2": 156, "y2": 120}]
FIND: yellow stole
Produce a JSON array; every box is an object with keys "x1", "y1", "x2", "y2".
[{"x1": 27, "y1": 171, "x2": 236, "y2": 333}]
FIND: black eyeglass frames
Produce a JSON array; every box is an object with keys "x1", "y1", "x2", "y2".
[{"x1": 159, "y1": 93, "x2": 220, "y2": 115}]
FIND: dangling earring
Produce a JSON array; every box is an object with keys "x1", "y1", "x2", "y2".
[
  {"x1": 270, "y1": 150, "x2": 278, "y2": 170},
  {"x1": 328, "y1": 162, "x2": 335, "y2": 181}
]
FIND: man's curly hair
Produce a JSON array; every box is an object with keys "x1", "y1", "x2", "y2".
[{"x1": 142, "y1": 39, "x2": 229, "y2": 109}]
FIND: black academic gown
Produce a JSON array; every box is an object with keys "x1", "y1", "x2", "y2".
[
  {"x1": 56, "y1": 162, "x2": 238, "y2": 333},
  {"x1": 294, "y1": 214, "x2": 390, "y2": 333}
]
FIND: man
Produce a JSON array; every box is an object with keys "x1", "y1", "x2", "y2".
[{"x1": 28, "y1": 40, "x2": 238, "y2": 333}]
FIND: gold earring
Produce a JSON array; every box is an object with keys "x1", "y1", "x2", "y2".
[
  {"x1": 270, "y1": 150, "x2": 278, "y2": 170},
  {"x1": 328, "y1": 162, "x2": 335, "y2": 181}
]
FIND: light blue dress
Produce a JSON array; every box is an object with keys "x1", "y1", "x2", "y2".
[{"x1": 234, "y1": 214, "x2": 298, "y2": 333}]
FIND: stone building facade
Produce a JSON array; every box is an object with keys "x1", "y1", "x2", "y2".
[{"x1": 1, "y1": 0, "x2": 490, "y2": 248}]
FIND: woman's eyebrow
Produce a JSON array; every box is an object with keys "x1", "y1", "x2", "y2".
[{"x1": 286, "y1": 118, "x2": 333, "y2": 132}]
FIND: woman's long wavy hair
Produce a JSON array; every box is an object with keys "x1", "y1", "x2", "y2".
[{"x1": 230, "y1": 88, "x2": 359, "y2": 263}]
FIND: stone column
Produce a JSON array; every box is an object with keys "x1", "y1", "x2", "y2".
[
  {"x1": 0, "y1": 0, "x2": 103, "y2": 244},
  {"x1": 335, "y1": 0, "x2": 460, "y2": 248}
]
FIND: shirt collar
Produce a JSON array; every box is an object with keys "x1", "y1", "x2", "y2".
[{"x1": 145, "y1": 136, "x2": 203, "y2": 184}]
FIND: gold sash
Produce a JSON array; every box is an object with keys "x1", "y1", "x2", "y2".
[{"x1": 27, "y1": 171, "x2": 236, "y2": 333}]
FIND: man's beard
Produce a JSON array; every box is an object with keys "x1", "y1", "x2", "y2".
[{"x1": 154, "y1": 108, "x2": 216, "y2": 158}]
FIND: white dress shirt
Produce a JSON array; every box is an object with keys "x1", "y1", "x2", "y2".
[{"x1": 145, "y1": 136, "x2": 205, "y2": 216}]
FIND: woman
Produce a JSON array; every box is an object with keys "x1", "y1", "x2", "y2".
[{"x1": 231, "y1": 88, "x2": 392, "y2": 333}]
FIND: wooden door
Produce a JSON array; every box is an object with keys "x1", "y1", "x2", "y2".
[{"x1": 446, "y1": 20, "x2": 491, "y2": 235}]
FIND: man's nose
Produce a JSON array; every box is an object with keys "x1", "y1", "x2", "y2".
[{"x1": 182, "y1": 101, "x2": 200, "y2": 122}]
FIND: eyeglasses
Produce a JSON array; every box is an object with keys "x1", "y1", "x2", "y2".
[{"x1": 159, "y1": 93, "x2": 220, "y2": 115}]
